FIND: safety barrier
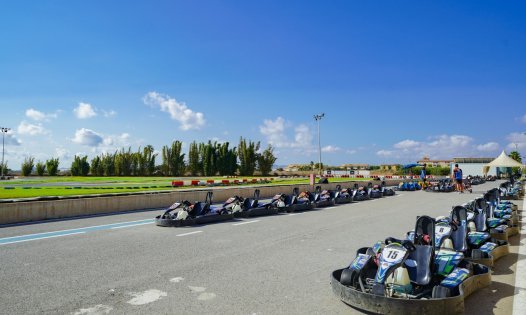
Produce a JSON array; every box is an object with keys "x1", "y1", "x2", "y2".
[{"x1": 0, "y1": 180, "x2": 403, "y2": 225}]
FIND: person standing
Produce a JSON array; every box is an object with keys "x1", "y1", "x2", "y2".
[
  {"x1": 420, "y1": 163, "x2": 427, "y2": 189},
  {"x1": 453, "y1": 164, "x2": 464, "y2": 193}
]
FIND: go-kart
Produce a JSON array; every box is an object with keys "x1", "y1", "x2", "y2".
[
  {"x1": 447, "y1": 206, "x2": 509, "y2": 266},
  {"x1": 331, "y1": 215, "x2": 491, "y2": 313},
  {"x1": 233, "y1": 189, "x2": 279, "y2": 218},
  {"x1": 398, "y1": 181, "x2": 422, "y2": 191},
  {"x1": 155, "y1": 191, "x2": 234, "y2": 227},
  {"x1": 429, "y1": 179, "x2": 455, "y2": 192},
  {"x1": 484, "y1": 189, "x2": 519, "y2": 240},
  {"x1": 313, "y1": 185, "x2": 336, "y2": 207},
  {"x1": 367, "y1": 182, "x2": 383, "y2": 199},
  {"x1": 333, "y1": 184, "x2": 353, "y2": 204},
  {"x1": 380, "y1": 181, "x2": 396, "y2": 196},
  {"x1": 269, "y1": 192, "x2": 294, "y2": 212},
  {"x1": 291, "y1": 187, "x2": 315, "y2": 211},
  {"x1": 351, "y1": 183, "x2": 370, "y2": 201}
]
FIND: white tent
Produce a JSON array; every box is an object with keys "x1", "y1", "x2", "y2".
[{"x1": 483, "y1": 150, "x2": 524, "y2": 174}]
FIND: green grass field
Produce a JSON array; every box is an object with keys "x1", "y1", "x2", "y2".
[{"x1": 0, "y1": 176, "x2": 368, "y2": 199}]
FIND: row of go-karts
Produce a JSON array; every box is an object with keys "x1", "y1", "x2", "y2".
[
  {"x1": 331, "y1": 182, "x2": 522, "y2": 314},
  {"x1": 155, "y1": 182, "x2": 397, "y2": 227}
]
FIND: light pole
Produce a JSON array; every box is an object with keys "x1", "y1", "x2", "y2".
[
  {"x1": 1, "y1": 127, "x2": 10, "y2": 178},
  {"x1": 313, "y1": 113, "x2": 324, "y2": 177}
]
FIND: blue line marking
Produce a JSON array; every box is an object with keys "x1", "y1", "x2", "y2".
[{"x1": 0, "y1": 219, "x2": 155, "y2": 246}]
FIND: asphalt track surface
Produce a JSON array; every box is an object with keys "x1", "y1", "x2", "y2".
[{"x1": 0, "y1": 181, "x2": 522, "y2": 314}]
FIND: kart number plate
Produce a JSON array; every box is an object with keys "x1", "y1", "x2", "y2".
[{"x1": 381, "y1": 248, "x2": 405, "y2": 263}]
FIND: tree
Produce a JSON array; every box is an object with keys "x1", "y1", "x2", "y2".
[
  {"x1": 137, "y1": 145, "x2": 157, "y2": 176},
  {"x1": 238, "y1": 137, "x2": 260, "y2": 176},
  {"x1": 0, "y1": 161, "x2": 8, "y2": 176},
  {"x1": 114, "y1": 147, "x2": 134, "y2": 176},
  {"x1": 35, "y1": 161, "x2": 46, "y2": 176},
  {"x1": 21, "y1": 156, "x2": 35, "y2": 176},
  {"x1": 100, "y1": 153, "x2": 115, "y2": 176},
  {"x1": 509, "y1": 151, "x2": 523, "y2": 175},
  {"x1": 71, "y1": 155, "x2": 90, "y2": 176},
  {"x1": 216, "y1": 142, "x2": 238, "y2": 176},
  {"x1": 46, "y1": 158, "x2": 60, "y2": 176},
  {"x1": 257, "y1": 145, "x2": 277, "y2": 176},
  {"x1": 91, "y1": 156, "x2": 104, "y2": 176},
  {"x1": 188, "y1": 141, "x2": 200, "y2": 176},
  {"x1": 162, "y1": 141, "x2": 185, "y2": 176}
]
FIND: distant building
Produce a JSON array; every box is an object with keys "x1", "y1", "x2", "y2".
[
  {"x1": 341, "y1": 163, "x2": 369, "y2": 170},
  {"x1": 452, "y1": 157, "x2": 496, "y2": 177},
  {"x1": 380, "y1": 164, "x2": 400, "y2": 171},
  {"x1": 418, "y1": 156, "x2": 453, "y2": 167}
]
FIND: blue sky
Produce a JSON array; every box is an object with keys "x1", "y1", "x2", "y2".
[{"x1": 1, "y1": 0, "x2": 525, "y2": 169}]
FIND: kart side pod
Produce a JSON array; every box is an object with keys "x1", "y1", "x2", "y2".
[{"x1": 331, "y1": 263, "x2": 491, "y2": 315}]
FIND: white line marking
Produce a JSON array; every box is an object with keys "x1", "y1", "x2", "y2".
[
  {"x1": 370, "y1": 199, "x2": 378, "y2": 202},
  {"x1": 513, "y1": 195, "x2": 526, "y2": 315},
  {"x1": 0, "y1": 219, "x2": 152, "y2": 240},
  {"x1": 176, "y1": 231, "x2": 203, "y2": 237},
  {"x1": 111, "y1": 222, "x2": 153, "y2": 229},
  {"x1": 232, "y1": 220, "x2": 260, "y2": 226},
  {"x1": 287, "y1": 213, "x2": 303, "y2": 216},
  {"x1": 0, "y1": 231, "x2": 86, "y2": 245},
  {"x1": 325, "y1": 207, "x2": 336, "y2": 210},
  {"x1": 396, "y1": 194, "x2": 404, "y2": 197}
]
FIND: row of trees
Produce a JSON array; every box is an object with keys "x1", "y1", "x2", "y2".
[{"x1": 15, "y1": 137, "x2": 277, "y2": 177}]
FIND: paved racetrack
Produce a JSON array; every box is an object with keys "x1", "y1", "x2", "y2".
[{"x1": 0, "y1": 181, "x2": 522, "y2": 314}]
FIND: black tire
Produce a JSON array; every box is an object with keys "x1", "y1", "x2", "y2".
[
  {"x1": 340, "y1": 268, "x2": 357, "y2": 287},
  {"x1": 471, "y1": 249, "x2": 484, "y2": 259},
  {"x1": 432, "y1": 285, "x2": 451, "y2": 299}
]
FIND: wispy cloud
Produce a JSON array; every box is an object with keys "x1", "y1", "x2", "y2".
[
  {"x1": 25, "y1": 108, "x2": 58, "y2": 121},
  {"x1": 258, "y1": 116, "x2": 315, "y2": 152},
  {"x1": 322, "y1": 145, "x2": 341, "y2": 153},
  {"x1": 143, "y1": 92, "x2": 205, "y2": 130},
  {"x1": 476, "y1": 142, "x2": 499, "y2": 152},
  {"x1": 17, "y1": 121, "x2": 49, "y2": 136}
]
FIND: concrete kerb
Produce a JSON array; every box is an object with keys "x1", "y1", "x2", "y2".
[
  {"x1": 0, "y1": 180, "x2": 401, "y2": 225},
  {"x1": 512, "y1": 191, "x2": 526, "y2": 315}
]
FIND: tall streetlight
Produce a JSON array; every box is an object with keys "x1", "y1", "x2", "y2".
[
  {"x1": 313, "y1": 113, "x2": 324, "y2": 177},
  {"x1": 1, "y1": 127, "x2": 10, "y2": 178}
]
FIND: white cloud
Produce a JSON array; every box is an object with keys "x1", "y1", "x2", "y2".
[
  {"x1": 143, "y1": 92, "x2": 205, "y2": 130},
  {"x1": 74, "y1": 102, "x2": 97, "y2": 119},
  {"x1": 322, "y1": 145, "x2": 341, "y2": 153},
  {"x1": 506, "y1": 132, "x2": 526, "y2": 150},
  {"x1": 72, "y1": 128, "x2": 104, "y2": 146},
  {"x1": 476, "y1": 142, "x2": 499, "y2": 152},
  {"x1": 521, "y1": 114, "x2": 526, "y2": 123},
  {"x1": 17, "y1": 121, "x2": 48, "y2": 136},
  {"x1": 346, "y1": 149, "x2": 357, "y2": 155},
  {"x1": 394, "y1": 139, "x2": 420, "y2": 150},
  {"x1": 293, "y1": 124, "x2": 313, "y2": 148},
  {"x1": 102, "y1": 133, "x2": 130, "y2": 147},
  {"x1": 102, "y1": 109, "x2": 117, "y2": 118},
  {"x1": 376, "y1": 134, "x2": 477, "y2": 161},
  {"x1": 259, "y1": 118, "x2": 313, "y2": 151},
  {"x1": 259, "y1": 117, "x2": 289, "y2": 148},
  {"x1": 26, "y1": 108, "x2": 57, "y2": 121},
  {"x1": 377, "y1": 150, "x2": 393, "y2": 157}
]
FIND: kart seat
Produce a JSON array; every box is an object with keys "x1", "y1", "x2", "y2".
[
  {"x1": 450, "y1": 225, "x2": 468, "y2": 252},
  {"x1": 191, "y1": 202, "x2": 204, "y2": 216},
  {"x1": 407, "y1": 245, "x2": 433, "y2": 286}
]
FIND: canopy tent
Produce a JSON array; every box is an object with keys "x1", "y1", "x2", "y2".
[{"x1": 483, "y1": 150, "x2": 524, "y2": 175}]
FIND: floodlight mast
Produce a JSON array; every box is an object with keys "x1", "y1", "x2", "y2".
[
  {"x1": 1, "y1": 127, "x2": 11, "y2": 178},
  {"x1": 313, "y1": 113, "x2": 325, "y2": 177}
]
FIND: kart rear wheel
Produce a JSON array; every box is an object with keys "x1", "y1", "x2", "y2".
[
  {"x1": 432, "y1": 285, "x2": 451, "y2": 299},
  {"x1": 471, "y1": 249, "x2": 484, "y2": 259}
]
